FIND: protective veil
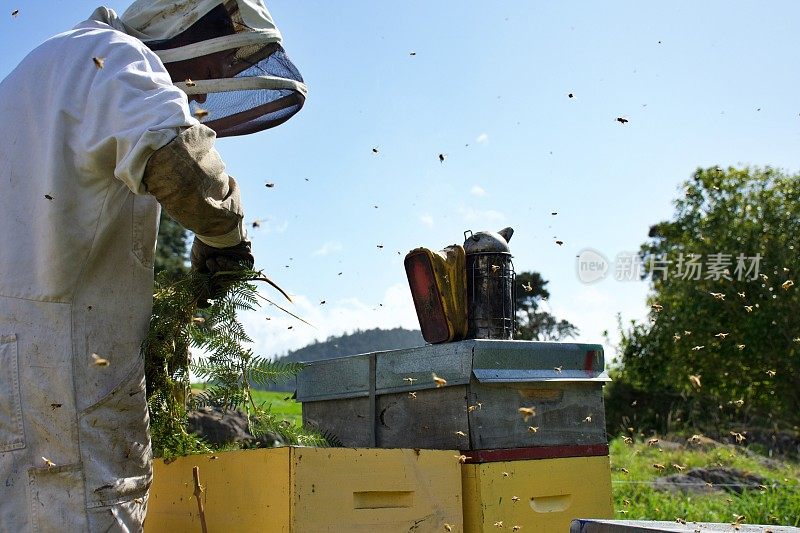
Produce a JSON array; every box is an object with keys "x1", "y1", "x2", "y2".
[
  {"x1": 121, "y1": 0, "x2": 307, "y2": 137},
  {"x1": 0, "y1": 1, "x2": 293, "y2": 530}
]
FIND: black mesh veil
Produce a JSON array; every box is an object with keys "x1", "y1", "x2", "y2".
[{"x1": 144, "y1": 0, "x2": 305, "y2": 137}]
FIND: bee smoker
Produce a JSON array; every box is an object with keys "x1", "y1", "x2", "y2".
[{"x1": 464, "y1": 227, "x2": 516, "y2": 339}]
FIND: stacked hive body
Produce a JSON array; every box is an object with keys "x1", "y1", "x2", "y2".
[
  {"x1": 297, "y1": 339, "x2": 615, "y2": 531},
  {"x1": 145, "y1": 447, "x2": 463, "y2": 532}
]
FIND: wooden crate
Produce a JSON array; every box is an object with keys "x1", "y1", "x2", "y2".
[
  {"x1": 145, "y1": 447, "x2": 463, "y2": 533},
  {"x1": 462, "y1": 454, "x2": 614, "y2": 532},
  {"x1": 298, "y1": 340, "x2": 609, "y2": 450}
]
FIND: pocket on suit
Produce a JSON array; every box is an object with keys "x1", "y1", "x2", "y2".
[{"x1": 0, "y1": 334, "x2": 25, "y2": 452}]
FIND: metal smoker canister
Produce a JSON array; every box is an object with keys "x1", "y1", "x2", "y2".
[{"x1": 464, "y1": 227, "x2": 516, "y2": 339}]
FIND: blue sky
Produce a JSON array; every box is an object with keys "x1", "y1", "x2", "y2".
[{"x1": 3, "y1": 2, "x2": 799, "y2": 359}]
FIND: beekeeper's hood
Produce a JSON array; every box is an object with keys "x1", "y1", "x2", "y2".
[{"x1": 113, "y1": 0, "x2": 305, "y2": 137}]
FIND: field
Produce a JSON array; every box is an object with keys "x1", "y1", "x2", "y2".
[{"x1": 250, "y1": 390, "x2": 800, "y2": 527}]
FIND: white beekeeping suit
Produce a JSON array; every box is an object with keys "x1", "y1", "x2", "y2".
[{"x1": 0, "y1": 1, "x2": 304, "y2": 530}]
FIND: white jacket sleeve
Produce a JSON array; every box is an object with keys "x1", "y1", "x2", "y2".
[{"x1": 75, "y1": 31, "x2": 198, "y2": 194}]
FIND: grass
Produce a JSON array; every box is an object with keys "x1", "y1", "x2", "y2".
[
  {"x1": 190, "y1": 386, "x2": 302, "y2": 426},
  {"x1": 250, "y1": 389, "x2": 302, "y2": 426},
  {"x1": 609, "y1": 436, "x2": 800, "y2": 526}
]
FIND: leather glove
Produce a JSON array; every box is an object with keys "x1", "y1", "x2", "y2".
[{"x1": 191, "y1": 237, "x2": 254, "y2": 307}]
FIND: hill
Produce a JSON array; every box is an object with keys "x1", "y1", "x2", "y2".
[
  {"x1": 277, "y1": 327, "x2": 425, "y2": 363},
  {"x1": 262, "y1": 328, "x2": 425, "y2": 392}
]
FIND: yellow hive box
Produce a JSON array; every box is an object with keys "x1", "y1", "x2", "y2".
[
  {"x1": 146, "y1": 447, "x2": 463, "y2": 533},
  {"x1": 461, "y1": 455, "x2": 613, "y2": 533}
]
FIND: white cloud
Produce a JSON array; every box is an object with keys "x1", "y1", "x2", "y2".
[
  {"x1": 419, "y1": 214, "x2": 434, "y2": 228},
  {"x1": 476, "y1": 133, "x2": 489, "y2": 144},
  {"x1": 239, "y1": 283, "x2": 420, "y2": 360},
  {"x1": 470, "y1": 185, "x2": 486, "y2": 197},
  {"x1": 459, "y1": 206, "x2": 507, "y2": 225},
  {"x1": 311, "y1": 240, "x2": 343, "y2": 256}
]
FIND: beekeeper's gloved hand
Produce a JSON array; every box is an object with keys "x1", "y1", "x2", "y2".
[{"x1": 191, "y1": 237, "x2": 254, "y2": 308}]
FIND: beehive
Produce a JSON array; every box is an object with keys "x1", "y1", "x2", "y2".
[
  {"x1": 145, "y1": 447, "x2": 464, "y2": 533},
  {"x1": 462, "y1": 454, "x2": 613, "y2": 532},
  {"x1": 297, "y1": 340, "x2": 609, "y2": 450}
]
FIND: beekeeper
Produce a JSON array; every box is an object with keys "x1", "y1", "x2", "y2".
[{"x1": 0, "y1": 0, "x2": 305, "y2": 530}]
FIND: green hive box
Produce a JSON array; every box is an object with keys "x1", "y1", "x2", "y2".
[{"x1": 296, "y1": 340, "x2": 610, "y2": 451}]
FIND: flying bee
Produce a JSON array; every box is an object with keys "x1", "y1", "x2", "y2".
[
  {"x1": 622, "y1": 436, "x2": 633, "y2": 445},
  {"x1": 522, "y1": 281, "x2": 533, "y2": 292},
  {"x1": 444, "y1": 524, "x2": 452, "y2": 532},
  {"x1": 555, "y1": 240, "x2": 564, "y2": 246},
  {"x1": 91, "y1": 353, "x2": 109, "y2": 367},
  {"x1": 730, "y1": 431, "x2": 746, "y2": 443},
  {"x1": 194, "y1": 108, "x2": 210, "y2": 119},
  {"x1": 528, "y1": 426, "x2": 539, "y2": 433},
  {"x1": 616, "y1": 117, "x2": 629, "y2": 124},
  {"x1": 766, "y1": 369, "x2": 776, "y2": 377},
  {"x1": 651, "y1": 303, "x2": 663, "y2": 312},
  {"x1": 491, "y1": 264, "x2": 501, "y2": 273},
  {"x1": 673, "y1": 334, "x2": 681, "y2": 342},
  {"x1": 494, "y1": 522, "x2": 503, "y2": 528},
  {"x1": 737, "y1": 292, "x2": 746, "y2": 298},
  {"x1": 554, "y1": 365, "x2": 563, "y2": 373},
  {"x1": 653, "y1": 463, "x2": 666, "y2": 471},
  {"x1": 511, "y1": 496, "x2": 520, "y2": 502},
  {"x1": 92, "y1": 57, "x2": 105, "y2": 69},
  {"x1": 691, "y1": 346, "x2": 704, "y2": 351},
  {"x1": 408, "y1": 392, "x2": 417, "y2": 399},
  {"x1": 185, "y1": 78, "x2": 196, "y2": 87},
  {"x1": 709, "y1": 292, "x2": 725, "y2": 300},
  {"x1": 454, "y1": 430, "x2": 467, "y2": 437},
  {"x1": 438, "y1": 153, "x2": 447, "y2": 163},
  {"x1": 11, "y1": 9, "x2": 19, "y2": 17},
  {"x1": 432, "y1": 373, "x2": 447, "y2": 387},
  {"x1": 715, "y1": 332, "x2": 729, "y2": 339},
  {"x1": 583, "y1": 415, "x2": 592, "y2": 423},
  {"x1": 729, "y1": 399, "x2": 744, "y2": 407},
  {"x1": 454, "y1": 454, "x2": 470, "y2": 463},
  {"x1": 760, "y1": 274, "x2": 769, "y2": 281},
  {"x1": 647, "y1": 438, "x2": 660, "y2": 446},
  {"x1": 502, "y1": 472, "x2": 510, "y2": 477},
  {"x1": 619, "y1": 468, "x2": 629, "y2": 474},
  {"x1": 44, "y1": 194, "x2": 54, "y2": 200},
  {"x1": 42, "y1": 457, "x2": 55, "y2": 468},
  {"x1": 673, "y1": 464, "x2": 686, "y2": 471},
  {"x1": 744, "y1": 305, "x2": 754, "y2": 312},
  {"x1": 403, "y1": 377, "x2": 417, "y2": 385},
  {"x1": 781, "y1": 280, "x2": 794, "y2": 290},
  {"x1": 736, "y1": 344, "x2": 746, "y2": 351},
  {"x1": 512, "y1": 527, "x2": 522, "y2": 531},
  {"x1": 518, "y1": 406, "x2": 536, "y2": 422},
  {"x1": 372, "y1": 147, "x2": 379, "y2": 154},
  {"x1": 192, "y1": 316, "x2": 205, "y2": 324},
  {"x1": 689, "y1": 375, "x2": 701, "y2": 388},
  {"x1": 684, "y1": 331, "x2": 692, "y2": 336}
]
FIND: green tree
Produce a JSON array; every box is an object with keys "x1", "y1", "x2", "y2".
[
  {"x1": 610, "y1": 167, "x2": 800, "y2": 435},
  {"x1": 514, "y1": 271, "x2": 579, "y2": 340},
  {"x1": 155, "y1": 211, "x2": 190, "y2": 278}
]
